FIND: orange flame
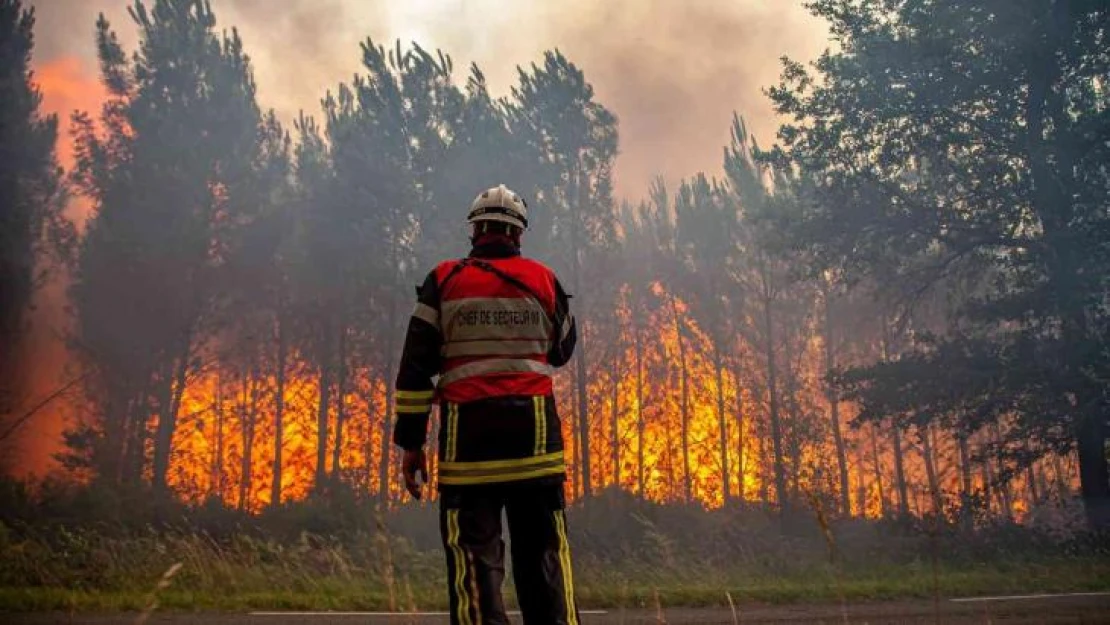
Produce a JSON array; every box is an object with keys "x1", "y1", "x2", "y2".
[{"x1": 19, "y1": 59, "x2": 1064, "y2": 518}]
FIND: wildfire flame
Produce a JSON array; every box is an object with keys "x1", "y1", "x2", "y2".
[
  {"x1": 155, "y1": 286, "x2": 1061, "y2": 517},
  {"x1": 25, "y1": 56, "x2": 1065, "y2": 520}
]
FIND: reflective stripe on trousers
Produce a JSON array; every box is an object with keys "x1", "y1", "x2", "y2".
[{"x1": 440, "y1": 484, "x2": 578, "y2": 625}]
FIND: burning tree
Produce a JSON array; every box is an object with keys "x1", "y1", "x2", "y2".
[{"x1": 34, "y1": 0, "x2": 1086, "y2": 526}]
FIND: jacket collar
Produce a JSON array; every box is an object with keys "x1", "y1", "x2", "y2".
[{"x1": 469, "y1": 238, "x2": 521, "y2": 259}]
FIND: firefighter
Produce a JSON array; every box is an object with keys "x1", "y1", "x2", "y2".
[{"x1": 392, "y1": 184, "x2": 580, "y2": 625}]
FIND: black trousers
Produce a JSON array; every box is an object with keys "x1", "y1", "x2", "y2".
[{"x1": 439, "y1": 481, "x2": 580, "y2": 625}]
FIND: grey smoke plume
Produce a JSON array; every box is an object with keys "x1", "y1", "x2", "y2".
[{"x1": 32, "y1": 0, "x2": 827, "y2": 197}]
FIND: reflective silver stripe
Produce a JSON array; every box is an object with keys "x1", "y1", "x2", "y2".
[
  {"x1": 411, "y1": 302, "x2": 440, "y2": 329},
  {"x1": 443, "y1": 339, "x2": 550, "y2": 359},
  {"x1": 559, "y1": 314, "x2": 574, "y2": 342},
  {"x1": 439, "y1": 358, "x2": 554, "y2": 386},
  {"x1": 441, "y1": 297, "x2": 552, "y2": 342}
]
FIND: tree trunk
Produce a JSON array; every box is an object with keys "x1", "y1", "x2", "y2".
[
  {"x1": 823, "y1": 293, "x2": 850, "y2": 516},
  {"x1": 238, "y1": 369, "x2": 255, "y2": 512},
  {"x1": 1051, "y1": 453, "x2": 1070, "y2": 499},
  {"x1": 733, "y1": 363, "x2": 745, "y2": 502},
  {"x1": 569, "y1": 166, "x2": 591, "y2": 500},
  {"x1": 610, "y1": 358, "x2": 620, "y2": 489},
  {"x1": 103, "y1": 381, "x2": 131, "y2": 485},
  {"x1": 1021, "y1": 1, "x2": 1107, "y2": 529},
  {"x1": 991, "y1": 423, "x2": 1013, "y2": 520},
  {"x1": 123, "y1": 374, "x2": 158, "y2": 486},
  {"x1": 854, "y1": 449, "x2": 867, "y2": 517},
  {"x1": 270, "y1": 314, "x2": 287, "y2": 508},
  {"x1": 981, "y1": 443, "x2": 995, "y2": 517},
  {"x1": 667, "y1": 294, "x2": 692, "y2": 501},
  {"x1": 758, "y1": 428, "x2": 770, "y2": 506},
  {"x1": 958, "y1": 429, "x2": 974, "y2": 528},
  {"x1": 314, "y1": 360, "x2": 332, "y2": 493},
  {"x1": 1027, "y1": 461, "x2": 1041, "y2": 508},
  {"x1": 714, "y1": 342, "x2": 729, "y2": 503},
  {"x1": 577, "y1": 352, "x2": 591, "y2": 497},
  {"x1": 212, "y1": 370, "x2": 225, "y2": 501},
  {"x1": 877, "y1": 325, "x2": 909, "y2": 519},
  {"x1": 920, "y1": 424, "x2": 942, "y2": 516},
  {"x1": 152, "y1": 330, "x2": 192, "y2": 496},
  {"x1": 366, "y1": 377, "x2": 378, "y2": 491},
  {"x1": 761, "y1": 281, "x2": 788, "y2": 513},
  {"x1": 1076, "y1": 415, "x2": 1110, "y2": 529},
  {"x1": 119, "y1": 391, "x2": 143, "y2": 486},
  {"x1": 891, "y1": 423, "x2": 909, "y2": 518},
  {"x1": 330, "y1": 322, "x2": 349, "y2": 484},
  {"x1": 379, "y1": 318, "x2": 397, "y2": 502},
  {"x1": 783, "y1": 335, "x2": 802, "y2": 501},
  {"x1": 635, "y1": 319, "x2": 646, "y2": 498},
  {"x1": 870, "y1": 424, "x2": 886, "y2": 517}
]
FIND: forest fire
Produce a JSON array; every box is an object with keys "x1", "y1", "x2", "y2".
[
  {"x1": 8, "y1": 0, "x2": 1089, "y2": 531},
  {"x1": 6, "y1": 0, "x2": 1109, "y2": 618},
  {"x1": 150, "y1": 284, "x2": 1062, "y2": 518}
]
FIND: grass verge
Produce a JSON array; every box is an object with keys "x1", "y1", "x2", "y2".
[{"x1": 2, "y1": 558, "x2": 1107, "y2": 612}]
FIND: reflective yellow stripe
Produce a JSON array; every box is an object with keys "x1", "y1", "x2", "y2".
[
  {"x1": 440, "y1": 458, "x2": 564, "y2": 480},
  {"x1": 533, "y1": 396, "x2": 546, "y2": 456},
  {"x1": 554, "y1": 510, "x2": 578, "y2": 625},
  {"x1": 397, "y1": 390, "x2": 435, "y2": 401},
  {"x1": 438, "y1": 463, "x2": 567, "y2": 486},
  {"x1": 441, "y1": 451, "x2": 563, "y2": 472},
  {"x1": 396, "y1": 404, "x2": 431, "y2": 414},
  {"x1": 438, "y1": 452, "x2": 565, "y2": 485},
  {"x1": 446, "y1": 510, "x2": 472, "y2": 625},
  {"x1": 445, "y1": 402, "x2": 459, "y2": 462}
]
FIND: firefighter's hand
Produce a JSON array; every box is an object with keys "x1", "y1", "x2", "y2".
[{"x1": 402, "y1": 448, "x2": 428, "y2": 500}]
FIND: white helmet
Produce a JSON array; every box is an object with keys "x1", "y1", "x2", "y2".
[{"x1": 467, "y1": 184, "x2": 529, "y2": 230}]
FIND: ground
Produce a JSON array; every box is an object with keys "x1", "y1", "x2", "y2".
[{"x1": 6, "y1": 594, "x2": 1110, "y2": 624}]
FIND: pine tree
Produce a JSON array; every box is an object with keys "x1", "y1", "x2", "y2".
[
  {"x1": 771, "y1": 0, "x2": 1110, "y2": 528},
  {"x1": 0, "y1": 0, "x2": 67, "y2": 419},
  {"x1": 512, "y1": 50, "x2": 618, "y2": 497},
  {"x1": 70, "y1": 0, "x2": 265, "y2": 493}
]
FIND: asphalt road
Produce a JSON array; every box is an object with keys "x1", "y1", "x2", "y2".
[{"x1": 7, "y1": 593, "x2": 1110, "y2": 624}]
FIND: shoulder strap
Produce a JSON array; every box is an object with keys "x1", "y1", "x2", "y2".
[
  {"x1": 438, "y1": 258, "x2": 554, "y2": 321},
  {"x1": 436, "y1": 259, "x2": 471, "y2": 296}
]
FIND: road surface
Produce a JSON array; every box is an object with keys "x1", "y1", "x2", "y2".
[{"x1": 7, "y1": 593, "x2": 1110, "y2": 624}]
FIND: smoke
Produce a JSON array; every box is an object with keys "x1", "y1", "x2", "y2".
[
  {"x1": 1, "y1": 54, "x2": 103, "y2": 479},
  {"x1": 214, "y1": 0, "x2": 383, "y2": 120},
  {"x1": 534, "y1": 0, "x2": 828, "y2": 199},
  {"x1": 20, "y1": 0, "x2": 825, "y2": 475},
  {"x1": 32, "y1": 0, "x2": 826, "y2": 198}
]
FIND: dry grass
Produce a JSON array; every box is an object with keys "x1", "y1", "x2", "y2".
[
  {"x1": 0, "y1": 555, "x2": 1107, "y2": 613},
  {"x1": 1, "y1": 488, "x2": 1108, "y2": 614}
]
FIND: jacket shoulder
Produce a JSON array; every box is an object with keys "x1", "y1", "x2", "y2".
[
  {"x1": 514, "y1": 256, "x2": 556, "y2": 276},
  {"x1": 432, "y1": 259, "x2": 462, "y2": 278}
]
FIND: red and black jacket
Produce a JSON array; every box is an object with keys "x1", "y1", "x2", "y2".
[{"x1": 392, "y1": 240, "x2": 576, "y2": 487}]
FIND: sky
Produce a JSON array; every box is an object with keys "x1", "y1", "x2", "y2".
[
  {"x1": 16, "y1": 0, "x2": 829, "y2": 476},
  {"x1": 30, "y1": 0, "x2": 829, "y2": 201}
]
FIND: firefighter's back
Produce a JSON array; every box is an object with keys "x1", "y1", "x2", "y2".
[{"x1": 434, "y1": 254, "x2": 567, "y2": 488}]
